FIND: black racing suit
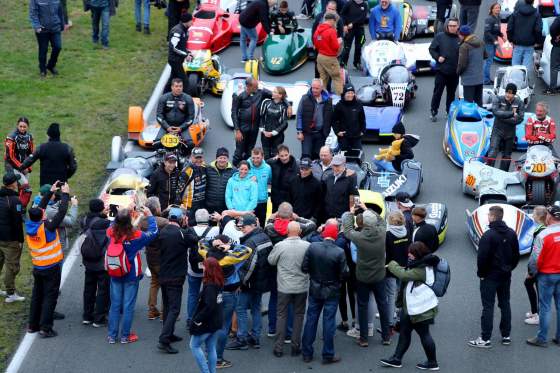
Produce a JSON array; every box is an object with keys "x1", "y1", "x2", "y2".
[
  {"x1": 259, "y1": 98, "x2": 289, "y2": 159},
  {"x1": 270, "y1": 10, "x2": 298, "y2": 34},
  {"x1": 156, "y1": 91, "x2": 195, "y2": 145},
  {"x1": 487, "y1": 95, "x2": 524, "y2": 171},
  {"x1": 167, "y1": 22, "x2": 189, "y2": 88},
  {"x1": 340, "y1": 0, "x2": 369, "y2": 67}
]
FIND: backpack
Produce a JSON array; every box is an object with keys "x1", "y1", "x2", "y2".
[
  {"x1": 427, "y1": 258, "x2": 451, "y2": 297},
  {"x1": 80, "y1": 218, "x2": 108, "y2": 261},
  {"x1": 104, "y1": 238, "x2": 131, "y2": 277}
]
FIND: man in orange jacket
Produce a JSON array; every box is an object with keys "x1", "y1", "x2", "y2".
[{"x1": 313, "y1": 13, "x2": 343, "y2": 95}]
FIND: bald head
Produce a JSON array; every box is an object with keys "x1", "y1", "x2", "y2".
[{"x1": 287, "y1": 221, "x2": 302, "y2": 237}]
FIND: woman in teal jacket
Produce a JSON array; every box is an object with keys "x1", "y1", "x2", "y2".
[{"x1": 225, "y1": 161, "x2": 258, "y2": 213}]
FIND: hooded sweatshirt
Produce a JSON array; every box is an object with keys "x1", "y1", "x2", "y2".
[
  {"x1": 369, "y1": 4, "x2": 402, "y2": 40},
  {"x1": 457, "y1": 34, "x2": 485, "y2": 86},
  {"x1": 313, "y1": 22, "x2": 340, "y2": 56},
  {"x1": 507, "y1": 2, "x2": 542, "y2": 47},
  {"x1": 385, "y1": 224, "x2": 409, "y2": 278},
  {"x1": 332, "y1": 86, "x2": 366, "y2": 138},
  {"x1": 225, "y1": 172, "x2": 258, "y2": 212}
]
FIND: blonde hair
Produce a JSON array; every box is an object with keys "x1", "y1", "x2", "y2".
[{"x1": 388, "y1": 210, "x2": 405, "y2": 226}]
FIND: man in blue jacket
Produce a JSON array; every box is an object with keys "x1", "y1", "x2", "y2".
[
  {"x1": 368, "y1": 0, "x2": 402, "y2": 41},
  {"x1": 29, "y1": 0, "x2": 69, "y2": 77},
  {"x1": 247, "y1": 147, "x2": 272, "y2": 227}
]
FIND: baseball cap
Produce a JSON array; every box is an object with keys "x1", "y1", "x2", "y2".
[
  {"x1": 39, "y1": 184, "x2": 52, "y2": 196},
  {"x1": 165, "y1": 153, "x2": 178, "y2": 162},
  {"x1": 237, "y1": 214, "x2": 257, "y2": 227},
  {"x1": 547, "y1": 205, "x2": 560, "y2": 219},
  {"x1": 331, "y1": 154, "x2": 346, "y2": 166},
  {"x1": 396, "y1": 192, "x2": 414, "y2": 208},
  {"x1": 3, "y1": 172, "x2": 20, "y2": 186},
  {"x1": 300, "y1": 158, "x2": 312, "y2": 169},
  {"x1": 192, "y1": 147, "x2": 204, "y2": 158}
]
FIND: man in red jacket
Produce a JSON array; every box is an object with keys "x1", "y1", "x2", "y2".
[
  {"x1": 525, "y1": 102, "x2": 557, "y2": 156},
  {"x1": 313, "y1": 13, "x2": 343, "y2": 95}
]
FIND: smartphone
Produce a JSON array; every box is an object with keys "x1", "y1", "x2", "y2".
[
  {"x1": 109, "y1": 204, "x2": 118, "y2": 218},
  {"x1": 354, "y1": 196, "x2": 361, "y2": 205},
  {"x1": 55, "y1": 181, "x2": 63, "y2": 188}
]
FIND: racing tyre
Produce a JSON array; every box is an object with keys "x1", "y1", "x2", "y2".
[
  {"x1": 530, "y1": 180, "x2": 546, "y2": 205},
  {"x1": 110, "y1": 136, "x2": 123, "y2": 163},
  {"x1": 187, "y1": 74, "x2": 202, "y2": 98}
]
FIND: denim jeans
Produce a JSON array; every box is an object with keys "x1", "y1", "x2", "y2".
[
  {"x1": 240, "y1": 26, "x2": 257, "y2": 60},
  {"x1": 268, "y1": 287, "x2": 293, "y2": 337},
  {"x1": 108, "y1": 278, "x2": 140, "y2": 339},
  {"x1": 537, "y1": 273, "x2": 560, "y2": 342},
  {"x1": 217, "y1": 291, "x2": 237, "y2": 360},
  {"x1": 35, "y1": 31, "x2": 62, "y2": 73},
  {"x1": 385, "y1": 277, "x2": 398, "y2": 326},
  {"x1": 301, "y1": 295, "x2": 338, "y2": 360},
  {"x1": 91, "y1": 6, "x2": 110, "y2": 47},
  {"x1": 135, "y1": 0, "x2": 151, "y2": 26},
  {"x1": 187, "y1": 274, "x2": 203, "y2": 323},
  {"x1": 480, "y1": 277, "x2": 511, "y2": 340},
  {"x1": 484, "y1": 44, "x2": 496, "y2": 83},
  {"x1": 512, "y1": 45, "x2": 534, "y2": 72},
  {"x1": 236, "y1": 290, "x2": 262, "y2": 342},
  {"x1": 357, "y1": 280, "x2": 391, "y2": 340},
  {"x1": 374, "y1": 159, "x2": 396, "y2": 172},
  {"x1": 190, "y1": 331, "x2": 219, "y2": 373}
]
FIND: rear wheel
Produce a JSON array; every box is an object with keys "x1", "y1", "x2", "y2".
[
  {"x1": 187, "y1": 73, "x2": 202, "y2": 97},
  {"x1": 529, "y1": 179, "x2": 546, "y2": 205}
]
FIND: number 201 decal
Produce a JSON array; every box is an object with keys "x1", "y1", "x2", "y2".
[{"x1": 532, "y1": 163, "x2": 546, "y2": 173}]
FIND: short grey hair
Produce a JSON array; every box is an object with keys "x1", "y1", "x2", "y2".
[
  {"x1": 145, "y1": 196, "x2": 161, "y2": 216},
  {"x1": 533, "y1": 205, "x2": 547, "y2": 224},
  {"x1": 277, "y1": 202, "x2": 293, "y2": 219},
  {"x1": 536, "y1": 101, "x2": 549, "y2": 114},
  {"x1": 195, "y1": 208, "x2": 210, "y2": 223},
  {"x1": 311, "y1": 78, "x2": 323, "y2": 87}
]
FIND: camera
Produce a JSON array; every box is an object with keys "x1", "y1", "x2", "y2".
[
  {"x1": 109, "y1": 204, "x2": 118, "y2": 218},
  {"x1": 150, "y1": 0, "x2": 167, "y2": 9}
]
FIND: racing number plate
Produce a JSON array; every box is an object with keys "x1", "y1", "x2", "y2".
[
  {"x1": 270, "y1": 57, "x2": 283, "y2": 65},
  {"x1": 531, "y1": 163, "x2": 546, "y2": 173},
  {"x1": 465, "y1": 174, "x2": 476, "y2": 188},
  {"x1": 160, "y1": 133, "x2": 180, "y2": 148}
]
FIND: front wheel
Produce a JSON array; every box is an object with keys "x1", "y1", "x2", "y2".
[
  {"x1": 187, "y1": 73, "x2": 202, "y2": 97},
  {"x1": 528, "y1": 179, "x2": 546, "y2": 205}
]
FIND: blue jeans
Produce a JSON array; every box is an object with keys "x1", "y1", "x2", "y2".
[
  {"x1": 108, "y1": 278, "x2": 140, "y2": 339},
  {"x1": 537, "y1": 273, "x2": 560, "y2": 342},
  {"x1": 240, "y1": 26, "x2": 257, "y2": 60},
  {"x1": 187, "y1": 275, "x2": 203, "y2": 322},
  {"x1": 301, "y1": 295, "x2": 338, "y2": 359},
  {"x1": 374, "y1": 159, "x2": 396, "y2": 172},
  {"x1": 190, "y1": 331, "x2": 219, "y2": 373},
  {"x1": 385, "y1": 277, "x2": 398, "y2": 326},
  {"x1": 236, "y1": 290, "x2": 262, "y2": 342},
  {"x1": 268, "y1": 287, "x2": 294, "y2": 337},
  {"x1": 134, "y1": 0, "x2": 151, "y2": 26},
  {"x1": 91, "y1": 6, "x2": 110, "y2": 47},
  {"x1": 217, "y1": 291, "x2": 237, "y2": 360},
  {"x1": 512, "y1": 45, "x2": 534, "y2": 72},
  {"x1": 35, "y1": 31, "x2": 62, "y2": 72},
  {"x1": 484, "y1": 44, "x2": 496, "y2": 83}
]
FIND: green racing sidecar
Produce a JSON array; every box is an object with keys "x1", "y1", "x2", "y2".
[{"x1": 261, "y1": 28, "x2": 315, "y2": 75}]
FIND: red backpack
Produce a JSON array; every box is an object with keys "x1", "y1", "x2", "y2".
[{"x1": 104, "y1": 237, "x2": 130, "y2": 277}]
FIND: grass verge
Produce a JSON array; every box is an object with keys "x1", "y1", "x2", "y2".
[{"x1": 0, "y1": 0, "x2": 169, "y2": 369}]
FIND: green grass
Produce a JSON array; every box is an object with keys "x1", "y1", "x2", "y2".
[{"x1": 0, "y1": 0, "x2": 169, "y2": 369}]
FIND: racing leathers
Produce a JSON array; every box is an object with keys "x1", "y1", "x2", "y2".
[
  {"x1": 525, "y1": 115, "x2": 557, "y2": 156},
  {"x1": 231, "y1": 88, "x2": 273, "y2": 166},
  {"x1": 167, "y1": 22, "x2": 190, "y2": 86},
  {"x1": 340, "y1": 0, "x2": 368, "y2": 67},
  {"x1": 487, "y1": 95, "x2": 524, "y2": 171},
  {"x1": 368, "y1": 4, "x2": 402, "y2": 41},
  {"x1": 179, "y1": 161, "x2": 207, "y2": 221},
  {"x1": 156, "y1": 91, "x2": 195, "y2": 145},
  {"x1": 4, "y1": 129, "x2": 34, "y2": 208},
  {"x1": 147, "y1": 163, "x2": 181, "y2": 211},
  {"x1": 259, "y1": 98, "x2": 289, "y2": 159},
  {"x1": 270, "y1": 10, "x2": 298, "y2": 34}
]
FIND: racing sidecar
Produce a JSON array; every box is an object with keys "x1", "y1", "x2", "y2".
[
  {"x1": 495, "y1": 23, "x2": 512, "y2": 62},
  {"x1": 535, "y1": 35, "x2": 560, "y2": 89},
  {"x1": 188, "y1": 0, "x2": 234, "y2": 53},
  {"x1": 261, "y1": 28, "x2": 314, "y2": 75},
  {"x1": 443, "y1": 99, "x2": 529, "y2": 167},
  {"x1": 100, "y1": 168, "x2": 149, "y2": 220},
  {"x1": 361, "y1": 40, "x2": 435, "y2": 78},
  {"x1": 494, "y1": 65, "x2": 533, "y2": 107},
  {"x1": 537, "y1": 0, "x2": 559, "y2": 17},
  {"x1": 219, "y1": 0, "x2": 267, "y2": 44},
  {"x1": 466, "y1": 203, "x2": 537, "y2": 255},
  {"x1": 396, "y1": 0, "x2": 438, "y2": 41},
  {"x1": 357, "y1": 63, "x2": 417, "y2": 109},
  {"x1": 183, "y1": 49, "x2": 228, "y2": 97}
]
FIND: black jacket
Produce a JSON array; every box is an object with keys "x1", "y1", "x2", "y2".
[
  {"x1": 37, "y1": 191, "x2": 69, "y2": 232},
  {"x1": 312, "y1": 11, "x2": 344, "y2": 38},
  {"x1": 239, "y1": 0, "x2": 271, "y2": 33},
  {"x1": 269, "y1": 155, "x2": 299, "y2": 207},
  {"x1": 147, "y1": 164, "x2": 181, "y2": 211},
  {"x1": 332, "y1": 97, "x2": 366, "y2": 138},
  {"x1": 20, "y1": 139, "x2": 77, "y2": 186},
  {"x1": 156, "y1": 92, "x2": 195, "y2": 131},
  {"x1": 190, "y1": 284, "x2": 224, "y2": 335},
  {"x1": 551, "y1": 17, "x2": 560, "y2": 48},
  {"x1": 232, "y1": 88, "x2": 272, "y2": 132},
  {"x1": 413, "y1": 220, "x2": 439, "y2": 253},
  {"x1": 270, "y1": 10, "x2": 298, "y2": 33},
  {"x1": 168, "y1": 22, "x2": 189, "y2": 63},
  {"x1": 264, "y1": 216, "x2": 317, "y2": 245},
  {"x1": 507, "y1": 3, "x2": 542, "y2": 46},
  {"x1": 340, "y1": 0, "x2": 368, "y2": 27},
  {"x1": 385, "y1": 230, "x2": 409, "y2": 268},
  {"x1": 323, "y1": 168, "x2": 358, "y2": 219},
  {"x1": 239, "y1": 227, "x2": 274, "y2": 292},
  {"x1": 458, "y1": 0, "x2": 481, "y2": 5},
  {"x1": 392, "y1": 134, "x2": 418, "y2": 172},
  {"x1": 205, "y1": 161, "x2": 236, "y2": 213},
  {"x1": 297, "y1": 89, "x2": 333, "y2": 137},
  {"x1": 158, "y1": 224, "x2": 198, "y2": 281},
  {"x1": 0, "y1": 188, "x2": 24, "y2": 243},
  {"x1": 259, "y1": 98, "x2": 289, "y2": 135},
  {"x1": 289, "y1": 173, "x2": 322, "y2": 220},
  {"x1": 477, "y1": 220, "x2": 520, "y2": 280},
  {"x1": 483, "y1": 15, "x2": 502, "y2": 45},
  {"x1": 80, "y1": 213, "x2": 111, "y2": 271},
  {"x1": 491, "y1": 95, "x2": 525, "y2": 137},
  {"x1": 429, "y1": 29, "x2": 460, "y2": 75},
  {"x1": 302, "y1": 239, "x2": 348, "y2": 299}
]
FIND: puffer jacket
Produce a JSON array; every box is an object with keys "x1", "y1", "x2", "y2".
[
  {"x1": 457, "y1": 34, "x2": 486, "y2": 86},
  {"x1": 231, "y1": 88, "x2": 272, "y2": 133},
  {"x1": 147, "y1": 164, "x2": 181, "y2": 211},
  {"x1": 239, "y1": 227, "x2": 275, "y2": 292},
  {"x1": 491, "y1": 95, "x2": 525, "y2": 137},
  {"x1": 429, "y1": 25, "x2": 460, "y2": 75},
  {"x1": 392, "y1": 134, "x2": 419, "y2": 172},
  {"x1": 332, "y1": 94, "x2": 366, "y2": 139},
  {"x1": 205, "y1": 161, "x2": 236, "y2": 213},
  {"x1": 29, "y1": 0, "x2": 65, "y2": 33},
  {"x1": 269, "y1": 155, "x2": 299, "y2": 208},
  {"x1": 296, "y1": 89, "x2": 333, "y2": 137},
  {"x1": 302, "y1": 239, "x2": 348, "y2": 299},
  {"x1": 225, "y1": 172, "x2": 258, "y2": 212},
  {"x1": 507, "y1": 2, "x2": 542, "y2": 46}
]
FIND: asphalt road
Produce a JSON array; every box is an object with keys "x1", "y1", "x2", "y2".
[{"x1": 15, "y1": 1, "x2": 560, "y2": 372}]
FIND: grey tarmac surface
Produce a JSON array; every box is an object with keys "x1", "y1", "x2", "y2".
[{"x1": 14, "y1": 1, "x2": 560, "y2": 372}]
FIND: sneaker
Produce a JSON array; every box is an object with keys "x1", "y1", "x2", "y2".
[
  {"x1": 380, "y1": 357, "x2": 402, "y2": 368},
  {"x1": 346, "y1": 327, "x2": 360, "y2": 338},
  {"x1": 353, "y1": 63, "x2": 362, "y2": 71},
  {"x1": 429, "y1": 111, "x2": 437, "y2": 122},
  {"x1": 157, "y1": 343, "x2": 179, "y2": 354},
  {"x1": 337, "y1": 322, "x2": 349, "y2": 332},
  {"x1": 247, "y1": 336, "x2": 260, "y2": 349},
  {"x1": 303, "y1": 355, "x2": 313, "y2": 363},
  {"x1": 169, "y1": 334, "x2": 183, "y2": 343},
  {"x1": 107, "y1": 336, "x2": 116, "y2": 344},
  {"x1": 267, "y1": 331, "x2": 277, "y2": 337},
  {"x1": 148, "y1": 309, "x2": 161, "y2": 320},
  {"x1": 5, "y1": 293, "x2": 25, "y2": 303},
  {"x1": 322, "y1": 356, "x2": 341, "y2": 364},
  {"x1": 40, "y1": 71, "x2": 47, "y2": 78},
  {"x1": 291, "y1": 347, "x2": 301, "y2": 356},
  {"x1": 356, "y1": 337, "x2": 368, "y2": 347},
  {"x1": 225, "y1": 339, "x2": 248, "y2": 350},
  {"x1": 39, "y1": 329, "x2": 58, "y2": 338},
  {"x1": 82, "y1": 320, "x2": 93, "y2": 325},
  {"x1": 382, "y1": 338, "x2": 391, "y2": 346},
  {"x1": 502, "y1": 336, "x2": 511, "y2": 345},
  {"x1": 216, "y1": 359, "x2": 233, "y2": 369},
  {"x1": 121, "y1": 332, "x2": 139, "y2": 344},
  {"x1": 525, "y1": 314, "x2": 539, "y2": 325},
  {"x1": 552, "y1": 338, "x2": 560, "y2": 345},
  {"x1": 284, "y1": 338, "x2": 291, "y2": 344},
  {"x1": 468, "y1": 337, "x2": 491, "y2": 348},
  {"x1": 526, "y1": 336, "x2": 548, "y2": 347},
  {"x1": 143, "y1": 26, "x2": 151, "y2": 35},
  {"x1": 241, "y1": 59, "x2": 248, "y2": 64},
  {"x1": 47, "y1": 67, "x2": 58, "y2": 76},
  {"x1": 375, "y1": 313, "x2": 380, "y2": 319},
  {"x1": 416, "y1": 361, "x2": 440, "y2": 370},
  {"x1": 92, "y1": 322, "x2": 106, "y2": 328}
]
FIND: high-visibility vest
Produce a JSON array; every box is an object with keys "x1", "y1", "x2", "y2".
[{"x1": 26, "y1": 223, "x2": 63, "y2": 267}]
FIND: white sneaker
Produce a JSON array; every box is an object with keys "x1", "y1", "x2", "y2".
[
  {"x1": 525, "y1": 311, "x2": 534, "y2": 318},
  {"x1": 525, "y1": 314, "x2": 540, "y2": 325},
  {"x1": 5, "y1": 293, "x2": 25, "y2": 303},
  {"x1": 145, "y1": 267, "x2": 152, "y2": 278},
  {"x1": 368, "y1": 327, "x2": 374, "y2": 337},
  {"x1": 467, "y1": 336, "x2": 492, "y2": 348},
  {"x1": 346, "y1": 328, "x2": 360, "y2": 338},
  {"x1": 0, "y1": 290, "x2": 7, "y2": 297},
  {"x1": 295, "y1": 13, "x2": 309, "y2": 20},
  {"x1": 375, "y1": 312, "x2": 380, "y2": 319}
]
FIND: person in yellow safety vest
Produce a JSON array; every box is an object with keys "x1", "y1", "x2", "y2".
[{"x1": 25, "y1": 181, "x2": 72, "y2": 338}]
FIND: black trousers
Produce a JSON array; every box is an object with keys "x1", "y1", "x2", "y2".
[
  {"x1": 301, "y1": 132, "x2": 326, "y2": 161},
  {"x1": 254, "y1": 202, "x2": 267, "y2": 228},
  {"x1": 83, "y1": 269, "x2": 110, "y2": 323},
  {"x1": 339, "y1": 266, "x2": 356, "y2": 322},
  {"x1": 550, "y1": 45, "x2": 560, "y2": 89},
  {"x1": 35, "y1": 31, "x2": 62, "y2": 73},
  {"x1": 167, "y1": 59, "x2": 187, "y2": 92},
  {"x1": 394, "y1": 312, "x2": 437, "y2": 364},
  {"x1": 486, "y1": 127, "x2": 515, "y2": 171},
  {"x1": 29, "y1": 265, "x2": 61, "y2": 331},
  {"x1": 159, "y1": 277, "x2": 185, "y2": 345},
  {"x1": 261, "y1": 133, "x2": 284, "y2": 160},
  {"x1": 431, "y1": 71, "x2": 459, "y2": 114},
  {"x1": 356, "y1": 280, "x2": 390, "y2": 340},
  {"x1": 233, "y1": 130, "x2": 259, "y2": 167},
  {"x1": 480, "y1": 277, "x2": 511, "y2": 340},
  {"x1": 341, "y1": 26, "x2": 365, "y2": 67},
  {"x1": 524, "y1": 276, "x2": 539, "y2": 315},
  {"x1": 463, "y1": 84, "x2": 483, "y2": 107},
  {"x1": 338, "y1": 136, "x2": 362, "y2": 152}
]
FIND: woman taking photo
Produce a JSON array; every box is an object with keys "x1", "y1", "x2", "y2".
[
  {"x1": 259, "y1": 87, "x2": 289, "y2": 159},
  {"x1": 190, "y1": 257, "x2": 225, "y2": 373},
  {"x1": 483, "y1": 3, "x2": 502, "y2": 85},
  {"x1": 380, "y1": 242, "x2": 440, "y2": 371}
]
